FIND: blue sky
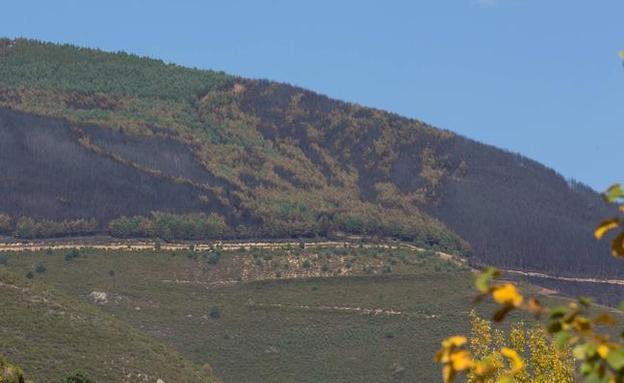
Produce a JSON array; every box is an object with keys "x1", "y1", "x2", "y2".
[{"x1": 2, "y1": 0, "x2": 622, "y2": 190}]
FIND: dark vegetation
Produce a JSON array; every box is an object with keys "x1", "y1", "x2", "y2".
[
  {"x1": 59, "y1": 372, "x2": 94, "y2": 383},
  {"x1": 13, "y1": 217, "x2": 97, "y2": 239},
  {"x1": 108, "y1": 211, "x2": 227, "y2": 240},
  {"x1": 0, "y1": 38, "x2": 618, "y2": 287}
]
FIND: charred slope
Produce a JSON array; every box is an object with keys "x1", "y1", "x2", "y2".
[
  {"x1": 425, "y1": 136, "x2": 615, "y2": 277},
  {"x1": 0, "y1": 39, "x2": 619, "y2": 284},
  {"x1": 0, "y1": 107, "x2": 231, "y2": 223},
  {"x1": 225, "y1": 80, "x2": 617, "y2": 278}
]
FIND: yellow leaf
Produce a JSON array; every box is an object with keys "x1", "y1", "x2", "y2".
[
  {"x1": 594, "y1": 312, "x2": 616, "y2": 326},
  {"x1": 501, "y1": 347, "x2": 524, "y2": 373},
  {"x1": 473, "y1": 361, "x2": 495, "y2": 377},
  {"x1": 595, "y1": 219, "x2": 620, "y2": 239},
  {"x1": 493, "y1": 283, "x2": 523, "y2": 307},
  {"x1": 598, "y1": 344, "x2": 610, "y2": 359},
  {"x1": 612, "y1": 232, "x2": 624, "y2": 258},
  {"x1": 620, "y1": 50, "x2": 624, "y2": 60},
  {"x1": 442, "y1": 336, "x2": 467, "y2": 349},
  {"x1": 435, "y1": 348, "x2": 450, "y2": 363},
  {"x1": 450, "y1": 350, "x2": 473, "y2": 370},
  {"x1": 527, "y1": 297, "x2": 542, "y2": 314},
  {"x1": 573, "y1": 316, "x2": 592, "y2": 333}
]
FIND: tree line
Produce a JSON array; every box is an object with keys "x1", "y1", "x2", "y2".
[{"x1": 0, "y1": 214, "x2": 98, "y2": 239}]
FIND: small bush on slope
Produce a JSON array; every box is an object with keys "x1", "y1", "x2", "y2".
[{"x1": 0, "y1": 355, "x2": 30, "y2": 383}]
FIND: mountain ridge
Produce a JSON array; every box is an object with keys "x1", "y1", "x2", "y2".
[{"x1": 0, "y1": 38, "x2": 618, "y2": 292}]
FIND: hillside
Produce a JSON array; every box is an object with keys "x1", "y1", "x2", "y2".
[
  {"x1": 0, "y1": 38, "x2": 619, "y2": 286},
  {"x1": 1, "y1": 244, "x2": 587, "y2": 382},
  {"x1": 0, "y1": 267, "x2": 218, "y2": 382},
  {"x1": 0, "y1": 245, "x2": 478, "y2": 382}
]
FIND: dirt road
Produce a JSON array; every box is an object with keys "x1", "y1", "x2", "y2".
[{"x1": 2, "y1": 238, "x2": 619, "y2": 287}]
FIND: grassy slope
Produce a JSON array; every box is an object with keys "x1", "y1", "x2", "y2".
[
  {"x1": 0, "y1": 266, "x2": 218, "y2": 383},
  {"x1": 3, "y1": 247, "x2": 487, "y2": 382}
]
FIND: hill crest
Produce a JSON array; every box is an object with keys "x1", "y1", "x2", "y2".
[{"x1": 0, "y1": 38, "x2": 617, "y2": 287}]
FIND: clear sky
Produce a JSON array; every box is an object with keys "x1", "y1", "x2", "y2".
[{"x1": 2, "y1": 0, "x2": 622, "y2": 190}]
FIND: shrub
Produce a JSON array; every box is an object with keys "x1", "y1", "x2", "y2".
[
  {"x1": 64, "y1": 249, "x2": 80, "y2": 262},
  {"x1": 35, "y1": 263, "x2": 46, "y2": 273},
  {"x1": 302, "y1": 260, "x2": 311, "y2": 269},
  {"x1": 13, "y1": 217, "x2": 97, "y2": 238},
  {"x1": 60, "y1": 371, "x2": 95, "y2": 383},
  {"x1": 0, "y1": 356, "x2": 27, "y2": 383},
  {"x1": 0, "y1": 214, "x2": 13, "y2": 234},
  {"x1": 14, "y1": 217, "x2": 36, "y2": 238},
  {"x1": 109, "y1": 212, "x2": 228, "y2": 240},
  {"x1": 25, "y1": 271, "x2": 34, "y2": 279},
  {"x1": 209, "y1": 306, "x2": 221, "y2": 319},
  {"x1": 206, "y1": 251, "x2": 221, "y2": 265}
]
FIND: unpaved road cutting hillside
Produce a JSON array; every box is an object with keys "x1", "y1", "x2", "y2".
[
  {"x1": 0, "y1": 239, "x2": 457, "y2": 257},
  {"x1": 1, "y1": 238, "x2": 619, "y2": 287}
]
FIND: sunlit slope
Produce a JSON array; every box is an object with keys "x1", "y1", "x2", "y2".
[
  {"x1": 0, "y1": 267, "x2": 218, "y2": 383},
  {"x1": 0, "y1": 246, "x2": 508, "y2": 382}
]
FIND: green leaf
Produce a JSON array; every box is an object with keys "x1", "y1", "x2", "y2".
[
  {"x1": 604, "y1": 184, "x2": 624, "y2": 203},
  {"x1": 580, "y1": 361, "x2": 594, "y2": 375},
  {"x1": 475, "y1": 267, "x2": 500, "y2": 293},
  {"x1": 554, "y1": 331, "x2": 572, "y2": 349},
  {"x1": 585, "y1": 371, "x2": 610, "y2": 383},
  {"x1": 579, "y1": 296, "x2": 594, "y2": 306},
  {"x1": 546, "y1": 320, "x2": 562, "y2": 334},
  {"x1": 573, "y1": 345, "x2": 586, "y2": 360},
  {"x1": 574, "y1": 343, "x2": 597, "y2": 360},
  {"x1": 607, "y1": 348, "x2": 624, "y2": 370},
  {"x1": 549, "y1": 306, "x2": 568, "y2": 319}
]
